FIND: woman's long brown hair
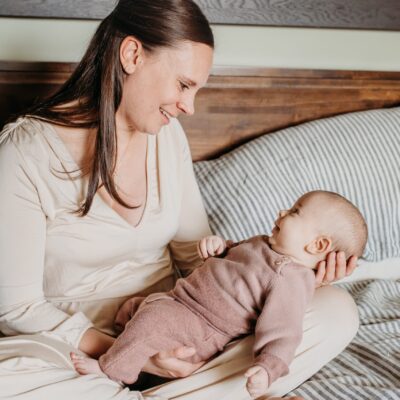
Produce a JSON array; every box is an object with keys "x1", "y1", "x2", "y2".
[{"x1": 22, "y1": 0, "x2": 214, "y2": 216}]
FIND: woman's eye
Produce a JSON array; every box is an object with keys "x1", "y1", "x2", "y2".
[{"x1": 179, "y1": 81, "x2": 189, "y2": 91}]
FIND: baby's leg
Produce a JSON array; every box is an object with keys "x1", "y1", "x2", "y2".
[
  {"x1": 99, "y1": 297, "x2": 187, "y2": 384},
  {"x1": 99, "y1": 296, "x2": 230, "y2": 385},
  {"x1": 114, "y1": 296, "x2": 146, "y2": 333},
  {"x1": 70, "y1": 352, "x2": 107, "y2": 377}
]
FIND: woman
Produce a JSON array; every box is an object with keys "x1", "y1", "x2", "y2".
[{"x1": 0, "y1": 1, "x2": 358, "y2": 399}]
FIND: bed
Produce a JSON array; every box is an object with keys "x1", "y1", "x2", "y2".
[{"x1": 1, "y1": 62, "x2": 400, "y2": 399}]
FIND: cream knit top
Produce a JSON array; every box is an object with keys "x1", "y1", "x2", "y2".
[{"x1": 0, "y1": 116, "x2": 211, "y2": 347}]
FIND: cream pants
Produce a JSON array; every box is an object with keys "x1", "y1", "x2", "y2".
[{"x1": 0, "y1": 286, "x2": 359, "y2": 400}]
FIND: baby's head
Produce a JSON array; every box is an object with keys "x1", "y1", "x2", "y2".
[{"x1": 268, "y1": 190, "x2": 368, "y2": 269}]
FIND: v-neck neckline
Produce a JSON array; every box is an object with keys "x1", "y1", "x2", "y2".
[{"x1": 42, "y1": 119, "x2": 152, "y2": 231}]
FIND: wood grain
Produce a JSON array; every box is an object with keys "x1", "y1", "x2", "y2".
[
  {"x1": 1, "y1": 62, "x2": 400, "y2": 161},
  {"x1": 199, "y1": 0, "x2": 400, "y2": 29},
  {"x1": 1, "y1": 0, "x2": 400, "y2": 30},
  {"x1": 0, "y1": 0, "x2": 114, "y2": 20},
  {"x1": 184, "y1": 66, "x2": 400, "y2": 159}
]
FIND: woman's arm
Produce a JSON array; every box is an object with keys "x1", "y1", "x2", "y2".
[
  {"x1": 168, "y1": 119, "x2": 212, "y2": 277},
  {"x1": 0, "y1": 128, "x2": 93, "y2": 348}
]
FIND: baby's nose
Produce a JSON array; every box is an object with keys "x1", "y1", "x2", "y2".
[{"x1": 279, "y1": 210, "x2": 287, "y2": 218}]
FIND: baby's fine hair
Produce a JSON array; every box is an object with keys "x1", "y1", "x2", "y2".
[{"x1": 305, "y1": 190, "x2": 368, "y2": 258}]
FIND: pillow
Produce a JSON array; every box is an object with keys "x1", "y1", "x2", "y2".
[{"x1": 194, "y1": 107, "x2": 400, "y2": 262}]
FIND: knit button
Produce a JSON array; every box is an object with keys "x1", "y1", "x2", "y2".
[{"x1": 275, "y1": 259, "x2": 282, "y2": 266}]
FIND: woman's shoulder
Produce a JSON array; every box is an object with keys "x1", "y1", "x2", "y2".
[
  {"x1": 0, "y1": 116, "x2": 58, "y2": 177},
  {"x1": 0, "y1": 116, "x2": 48, "y2": 156}
]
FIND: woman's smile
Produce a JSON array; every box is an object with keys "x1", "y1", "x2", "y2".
[{"x1": 160, "y1": 107, "x2": 173, "y2": 124}]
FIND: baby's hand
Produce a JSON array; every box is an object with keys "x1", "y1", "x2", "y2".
[
  {"x1": 244, "y1": 366, "x2": 269, "y2": 399},
  {"x1": 197, "y1": 235, "x2": 226, "y2": 260}
]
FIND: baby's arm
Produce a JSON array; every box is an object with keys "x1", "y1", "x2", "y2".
[
  {"x1": 197, "y1": 234, "x2": 262, "y2": 260},
  {"x1": 244, "y1": 365, "x2": 269, "y2": 399},
  {"x1": 250, "y1": 268, "x2": 315, "y2": 396},
  {"x1": 197, "y1": 235, "x2": 253, "y2": 260},
  {"x1": 197, "y1": 235, "x2": 227, "y2": 259}
]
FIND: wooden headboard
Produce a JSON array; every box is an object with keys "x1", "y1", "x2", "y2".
[{"x1": 1, "y1": 61, "x2": 400, "y2": 161}]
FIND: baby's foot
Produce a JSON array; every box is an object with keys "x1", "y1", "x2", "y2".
[{"x1": 70, "y1": 352, "x2": 107, "y2": 377}]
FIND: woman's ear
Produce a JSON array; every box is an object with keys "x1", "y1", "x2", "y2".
[
  {"x1": 305, "y1": 236, "x2": 332, "y2": 254},
  {"x1": 120, "y1": 36, "x2": 143, "y2": 74}
]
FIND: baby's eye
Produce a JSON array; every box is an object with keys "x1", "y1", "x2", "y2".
[{"x1": 290, "y1": 208, "x2": 299, "y2": 214}]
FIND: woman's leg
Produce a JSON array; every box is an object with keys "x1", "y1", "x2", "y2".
[
  {"x1": 0, "y1": 334, "x2": 147, "y2": 400},
  {"x1": 145, "y1": 285, "x2": 359, "y2": 399}
]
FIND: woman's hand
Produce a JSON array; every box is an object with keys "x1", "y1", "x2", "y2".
[
  {"x1": 315, "y1": 251, "x2": 358, "y2": 287},
  {"x1": 143, "y1": 346, "x2": 205, "y2": 378}
]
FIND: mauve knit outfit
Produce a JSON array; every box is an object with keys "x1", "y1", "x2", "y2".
[{"x1": 99, "y1": 235, "x2": 315, "y2": 385}]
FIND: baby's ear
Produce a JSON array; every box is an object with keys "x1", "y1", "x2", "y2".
[{"x1": 305, "y1": 236, "x2": 332, "y2": 254}]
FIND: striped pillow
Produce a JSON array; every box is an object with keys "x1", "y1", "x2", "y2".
[{"x1": 193, "y1": 107, "x2": 400, "y2": 261}]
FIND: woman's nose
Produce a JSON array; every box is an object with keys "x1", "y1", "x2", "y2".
[
  {"x1": 177, "y1": 101, "x2": 195, "y2": 116},
  {"x1": 177, "y1": 95, "x2": 195, "y2": 116}
]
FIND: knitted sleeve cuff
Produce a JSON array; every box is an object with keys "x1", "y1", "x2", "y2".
[{"x1": 253, "y1": 353, "x2": 289, "y2": 385}]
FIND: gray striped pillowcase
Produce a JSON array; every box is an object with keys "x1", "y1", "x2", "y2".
[{"x1": 193, "y1": 107, "x2": 400, "y2": 261}]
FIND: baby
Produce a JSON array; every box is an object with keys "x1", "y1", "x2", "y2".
[{"x1": 71, "y1": 190, "x2": 367, "y2": 398}]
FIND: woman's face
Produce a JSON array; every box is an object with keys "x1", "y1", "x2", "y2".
[{"x1": 117, "y1": 40, "x2": 213, "y2": 135}]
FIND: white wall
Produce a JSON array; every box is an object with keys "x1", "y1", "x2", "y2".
[{"x1": 0, "y1": 17, "x2": 399, "y2": 71}]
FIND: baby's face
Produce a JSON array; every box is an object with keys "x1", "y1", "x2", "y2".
[{"x1": 269, "y1": 194, "x2": 321, "y2": 258}]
